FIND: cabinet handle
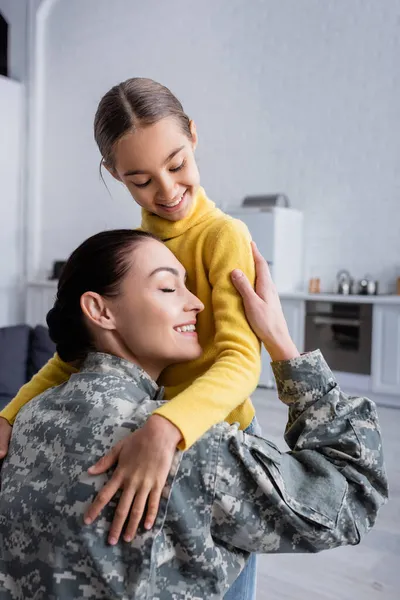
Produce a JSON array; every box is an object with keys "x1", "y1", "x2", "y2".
[{"x1": 312, "y1": 316, "x2": 361, "y2": 327}]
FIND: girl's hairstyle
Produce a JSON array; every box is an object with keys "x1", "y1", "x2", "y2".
[
  {"x1": 94, "y1": 77, "x2": 191, "y2": 170},
  {"x1": 46, "y1": 229, "x2": 158, "y2": 362}
]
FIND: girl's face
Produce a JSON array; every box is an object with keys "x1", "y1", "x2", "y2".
[
  {"x1": 88, "y1": 238, "x2": 204, "y2": 380},
  {"x1": 109, "y1": 117, "x2": 201, "y2": 221}
]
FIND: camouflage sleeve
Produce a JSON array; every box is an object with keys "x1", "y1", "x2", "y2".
[{"x1": 211, "y1": 350, "x2": 388, "y2": 554}]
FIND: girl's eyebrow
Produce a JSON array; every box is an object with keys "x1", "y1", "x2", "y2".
[{"x1": 123, "y1": 146, "x2": 185, "y2": 177}]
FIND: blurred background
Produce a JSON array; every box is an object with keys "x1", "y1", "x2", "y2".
[{"x1": 0, "y1": 1, "x2": 399, "y2": 598}]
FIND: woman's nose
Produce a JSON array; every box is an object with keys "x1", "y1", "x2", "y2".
[{"x1": 185, "y1": 292, "x2": 204, "y2": 314}]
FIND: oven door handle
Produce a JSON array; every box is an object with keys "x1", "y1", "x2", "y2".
[{"x1": 312, "y1": 316, "x2": 361, "y2": 327}]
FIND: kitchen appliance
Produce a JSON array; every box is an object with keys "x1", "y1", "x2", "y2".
[
  {"x1": 305, "y1": 301, "x2": 372, "y2": 375},
  {"x1": 242, "y1": 194, "x2": 290, "y2": 208},
  {"x1": 358, "y1": 276, "x2": 378, "y2": 295},
  {"x1": 335, "y1": 270, "x2": 353, "y2": 295},
  {"x1": 227, "y1": 206, "x2": 303, "y2": 293},
  {"x1": 227, "y1": 205, "x2": 303, "y2": 386},
  {"x1": 0, "y1": 13, "x2": 8, "y2": 77},
  {"x1": 49, "y1": 261, "x2": 67, "y2": 280}
]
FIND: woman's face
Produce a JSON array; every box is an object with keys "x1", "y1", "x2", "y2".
[
  {"x1": 105, "y1": 239, "x2": 204, "y2": 378},
  {"x1": 109, "y1": 117, "x2": 201, "y2": 221}
]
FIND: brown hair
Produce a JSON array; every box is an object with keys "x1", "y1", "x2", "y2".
[{"x1": 94, "y1": 78, "x2": 191, "y2": 170}]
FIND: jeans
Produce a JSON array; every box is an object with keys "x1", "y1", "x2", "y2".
[
  {"x1": 224, "y1": 553, "x2": 257, "y2": 600},
  {"x1": 224, "y1": 416, "x2": 260, "y2": 600}
]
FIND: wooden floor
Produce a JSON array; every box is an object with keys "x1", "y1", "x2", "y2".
[{"x1": 252, "y1": 388, "x2": 399, "y2": 600}]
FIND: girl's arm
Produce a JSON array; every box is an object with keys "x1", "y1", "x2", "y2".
[
  {"x1": 154, "y1": 217, "x2": 261, "y2": 449},
  {"x1": 0, "y1": 354, "x2": 77, "y2": 424}
]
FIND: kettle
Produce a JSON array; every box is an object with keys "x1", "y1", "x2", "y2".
[{"x1": 335, "y1": 270, "x2": 353, "y2": 295}]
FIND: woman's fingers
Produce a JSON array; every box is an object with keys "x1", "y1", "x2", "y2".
[
  {"x1": 251, "y1": 241, "x2": 272, "y2": 298},
  {"x1": 231, "y1": 269, "x2": 257, "y2": 303}
]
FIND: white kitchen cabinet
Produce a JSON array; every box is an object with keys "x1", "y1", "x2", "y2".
[
  {"x1": 371, "y1": 305, "x2": 400, "y2": 400},
  {"x1": 281, "y1": 299, "x2": 305, "y2": 353}
]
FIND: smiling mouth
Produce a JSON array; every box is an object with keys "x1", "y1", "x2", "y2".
[
  {"x1": 174, "y1": 323, "x2": 196, "y2": 334},
  {"x1": 158, "y1": 190, "x2": 187, "y2": 211}
]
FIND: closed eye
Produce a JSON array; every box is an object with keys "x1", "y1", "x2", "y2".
[
  {"x1": 161, "y1": 288, "x2": 176, "y2": 293},
  {"x1": 133, "y1": 179, "x2": 151, "y2": 188},
  {"x1": 170, "y1": 160, "x2": 186, "y2": 173}
]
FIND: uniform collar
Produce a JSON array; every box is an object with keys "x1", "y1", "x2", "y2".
[{"x1": 81, "y1": 352, "x2": 163, "y2": 400}]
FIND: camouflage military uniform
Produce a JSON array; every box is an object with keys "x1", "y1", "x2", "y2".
[{"x1": 0, "y1": 350, "x2": 387, "y2": 599}]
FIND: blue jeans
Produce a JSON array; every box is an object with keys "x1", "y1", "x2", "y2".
[
  {"x1": 224, "y1": 553, "x2": 257, "y2": 600},
  {"x1": 224, "y1": 416, "x2": 260, "y2": 600}
]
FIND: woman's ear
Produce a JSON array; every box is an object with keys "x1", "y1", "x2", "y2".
[
  {"x1": 80, "y1": 292, "x2": 116, "y2": 330},
  {"x1": 102, "y1": 159, "x2": 122, "y2": 182},
  {"x1": 189, "y1": 120, "x2": 198, "y2": 151}
]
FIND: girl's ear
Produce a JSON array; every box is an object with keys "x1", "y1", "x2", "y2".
[
  {"x1": 189, "y1": 120, "x2": 198, "y2": 151},
  {"x1": 102, "y1": 159, "x2": 122, "y2": 182}
]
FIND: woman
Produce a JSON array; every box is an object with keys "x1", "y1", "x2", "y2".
[{"x1": 0, "y1": 230, "x2": 387, "y2": 599}]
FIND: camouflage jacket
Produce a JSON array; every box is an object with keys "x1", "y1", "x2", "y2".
[{"x1": 0, "y1": 350, "x2": 387, "y2": 600}]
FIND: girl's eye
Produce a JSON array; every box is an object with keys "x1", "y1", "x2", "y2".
[
  {"x1": 170, "y1": 160, "x2": 185, "y2": 173},
  {"x1": 133, "y1": 179, "x2": 151, "y2": 188},
  {"x1": 161, "y1": 288, "x2": 176, "y2": 293}
]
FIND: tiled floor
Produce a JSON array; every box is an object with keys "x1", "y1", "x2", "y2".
[{"x1": 252, "y1": 387, "x2": 399, "y2": 600}]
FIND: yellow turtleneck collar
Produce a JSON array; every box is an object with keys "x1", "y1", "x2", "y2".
[{"x1": 141, "y1": 187, "x2": 222, "y2": 241}]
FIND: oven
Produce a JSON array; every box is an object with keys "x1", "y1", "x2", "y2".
[{"x1": 305, "y1": 301, "x2": 372, "y2": 375}]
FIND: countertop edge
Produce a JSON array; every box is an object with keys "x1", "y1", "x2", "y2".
[{"x1": 279, "y1": 292, "x2": 400, "y2": 304}]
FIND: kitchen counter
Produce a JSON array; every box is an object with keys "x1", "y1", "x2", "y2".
[{"x1": 279, "y1": 291, "x2": 400, "y2": 304}]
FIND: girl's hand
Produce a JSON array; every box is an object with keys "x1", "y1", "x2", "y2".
[
  {"x1": 84, "y1": 415, "x2": 181, "y2": 545},
  {"x1": 231, "y1": 242, "x2": 300, "y2": 362},
  {"x1": 0, "y1": 417, "x2": 12, "y2": 459}
]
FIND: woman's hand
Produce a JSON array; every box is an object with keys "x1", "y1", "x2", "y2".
[
  {"x1": 231, "y1": 242, "x2": 300, "y2": 362},
  {"x1": 84, "y1": 414, "x2": 182, "y2": 545},
  {"x1": 0, "y1": 417, "x2": 12, "y2": 459}
]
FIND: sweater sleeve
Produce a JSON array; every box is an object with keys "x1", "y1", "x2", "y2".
[
  {"x1": 154, "y1": 218, "x2": 261, "y2": 449},
  {"x1": 0, "y1": 354, "x2": 77, "y2": 424}
]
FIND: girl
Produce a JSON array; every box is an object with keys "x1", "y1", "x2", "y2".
[{"x1": 0, "y1": 78, "x2": 261, "y2": 599}]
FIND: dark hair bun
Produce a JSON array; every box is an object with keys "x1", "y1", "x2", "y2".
[
  {"x1": 46, "y1": 303, "x2": 64, "y2": 345},
  {"x1": 46, "y1": 301, "x2": 89, "y2": 363}
]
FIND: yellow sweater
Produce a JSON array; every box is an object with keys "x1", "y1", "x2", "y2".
[{"x1": 0, "y1": 188, "x2": 260, "y2": 449}]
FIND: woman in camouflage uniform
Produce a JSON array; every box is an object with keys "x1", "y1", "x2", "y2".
[{"x1": 0, "y1": 231, "x2": 387, "y2": 600}]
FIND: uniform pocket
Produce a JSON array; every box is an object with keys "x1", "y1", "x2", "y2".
[{"x1": 253, "y1": 446, "x2": 347, "y2": 529}]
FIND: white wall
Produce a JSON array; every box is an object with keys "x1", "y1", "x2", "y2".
[
  {"x1": 0, "y1": 76, "x2": 23, "y2": 325},
  {"x1": 30, "y1": 0, "x2": 400, "y2": 291}
]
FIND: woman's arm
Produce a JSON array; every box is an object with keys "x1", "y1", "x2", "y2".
[
  {"x1": 212, "y1": 350, "x2": 387, "y2": 553},
  {"x1": 211, "y1": 243, "x2": 387, "y2": 552},
  {"x1": 154, "y1": 218, "x2": 262, "y2": 449}
]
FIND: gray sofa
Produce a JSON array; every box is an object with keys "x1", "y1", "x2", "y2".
[{"x1": 0, "y1": 325, "x2": 55, "y2": 411}]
